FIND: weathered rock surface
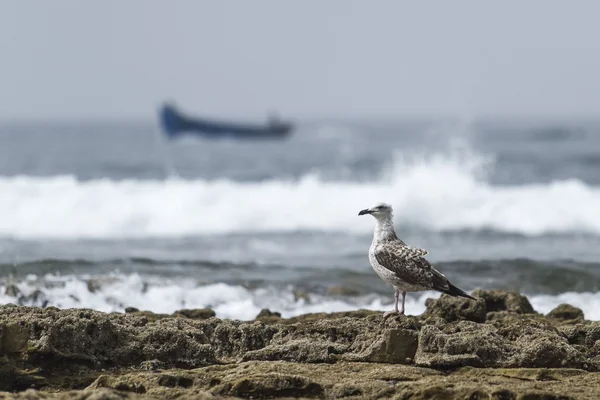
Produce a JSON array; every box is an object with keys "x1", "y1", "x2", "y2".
[
  {"x1": 2, "y1": 364, "x2": 600, "y2": 399},
  {"x1": 123, "y1": 307, "x2": 216, "y2": 322},
  {"x1": 547, "y1": 303, "x2": 585, "y2": 321},
  {"x1": 423, "y1": 293, "x2": 487, "y2": 322},
  {"x1": 0, "y1": 290, "x2": 599, "y2": 399}
]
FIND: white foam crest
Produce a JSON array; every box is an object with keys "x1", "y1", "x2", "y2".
[
  {"x1": 529, "y1": 292, "x2": 600, "y2": 320},
  {"x1": 2, "y1": 144, "x2": 600, "y2": 238},
  {"x1": 2, "y1": 273, "x2": 598, "y2": 321},
  {"x1": 0, "y1": 273, "x2": 428, "y2": 320}
]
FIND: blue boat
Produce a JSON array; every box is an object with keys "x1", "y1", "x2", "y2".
[{"x1": 159, "y1": 103, "x2": 293, "y2": 140}]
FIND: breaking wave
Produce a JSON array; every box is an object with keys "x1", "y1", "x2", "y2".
[
  {"x1": 1, "y1": 145, "x2": 600, "y2": 238},
  {"x1": 1, "y1": 273, "x2": 599, "y2": 321}
]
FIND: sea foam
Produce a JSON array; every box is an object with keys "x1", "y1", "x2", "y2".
[
  {"x1": 1, "y1": 144, "x2": 600, "y2": 238},
  {"x1": 1, "y1": 273, "x2": 599, "y2": 321}
]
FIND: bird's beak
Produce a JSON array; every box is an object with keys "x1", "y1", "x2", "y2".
[{"x1": 358, "y1": 209, "x2": 372, "y2": 216}]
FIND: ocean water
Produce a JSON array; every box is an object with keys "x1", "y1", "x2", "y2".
[{"x1": 1, "y1": 117, "x2": 600, "y2": 320}]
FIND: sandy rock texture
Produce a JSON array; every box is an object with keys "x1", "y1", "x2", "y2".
[{"x1": 1, "y1": 290, "x2": 599, "y2": 399}]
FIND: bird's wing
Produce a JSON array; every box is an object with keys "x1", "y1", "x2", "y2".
[
  {"x1": 373, "y1": 242, "x2": 449, "y2": 291},
  {"x1": 402, "y1": 245, "x2": 429, "y2": 259}
]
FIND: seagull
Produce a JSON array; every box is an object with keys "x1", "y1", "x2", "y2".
[{"x1": 359, "y1": 202, "x2": 476, "y2": 318}]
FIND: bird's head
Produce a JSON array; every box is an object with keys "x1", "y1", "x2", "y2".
[{"x1": 358, "y1": 202, "x2": 393, "y2": 220}]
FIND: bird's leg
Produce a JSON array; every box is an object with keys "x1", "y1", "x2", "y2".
[
  {"x1": 399, "y1": 291, "x2": 406, "y2": 315},
  {"x1": 383, "y1": 289, "x2": 400, "y2": 319}
]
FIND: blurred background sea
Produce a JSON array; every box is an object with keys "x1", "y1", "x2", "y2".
[
  {"x1": 2, "y1": 1, "x2": 600, "y2": 320},
  {"x1": 2, "y1": 117, "x2": 600, "y2": 319}
]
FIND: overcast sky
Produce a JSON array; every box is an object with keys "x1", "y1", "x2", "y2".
[{"x1": 1, "y1": 1, "x2": 600, "y2": 121}]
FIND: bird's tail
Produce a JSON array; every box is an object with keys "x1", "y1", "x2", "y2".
[{"x1": 444, "y1": 282, "x2": 476, "y2": 301}]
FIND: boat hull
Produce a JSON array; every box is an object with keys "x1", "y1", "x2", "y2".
[{"x1": 159, "y1": 104, "x2": 293, "y2": 140}]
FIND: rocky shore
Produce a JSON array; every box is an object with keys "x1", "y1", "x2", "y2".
[{"x1": 1, "y1": 289, "x2": 599, "y2": 399}]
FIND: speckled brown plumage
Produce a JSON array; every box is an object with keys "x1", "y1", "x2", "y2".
[{"x1": 359, "y1": 202, "x2": 476, "y2": 317}]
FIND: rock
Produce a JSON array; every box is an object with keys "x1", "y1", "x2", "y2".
[
  {"x1": 85, "y1": 388, "x2": 151, "y2": 399},
  {"x1": 0, "y1": 356, "x2": 16, "y2": 391},
  {"x1": 343, "y1": 327, "x2": 419, "y2": 363},
  {"x1": 504, "y1": 320, "x2": 589, "y2": 369},
  {"x1": 172, "y1": 308, "x2": 215, "y2": 320},
  {"x1": 66, "y1": 295, "x2": 80, "y2": 305},
  {"x1": 1, "y1": 322, "x2": 29, "y2": 353},
  {"x1": 0, "y1": 355, "x2": 49, "y2": 392},
  {"x1": 121, "y1": 307, "x2": 215, "y2": 322},
  {"x1": 255, "y1": 308, "x2": 281, "y2": 319},
  {"x1": 89, "y1": 375, "x2": 148, "y2": 394},
  {"x1": 78, "y1": 362, "x2": 600, "y2": 400},
  {"x1": 423, "y1": 294, "x2": 487, "y2": 322},
  {"x1": 4, "y1": 284, "x2": 20, "y2": 298},
  {"x1": 0, "y1": 306, "x2": 221, "y2": 369},
  {"x1": 242, "y1": 338, "x2": 347, "y2": 363},
  {"x1": 17, "y1": 290, "x2": 48, "y2": 308},
  {"x1": 416, "y1": 317, "x2": 590, "y2": 370},
  {"x1": 547, "y1": 304, "x2": 584, "y2": 321},
  {"x1": 240, "y1": 315, "x2": 419, "y2": 364},
  {"x1": 281, "y1": 309, "x2": 379, "y2": 324},
  {"x1": 138, "y1": 359, "x2": 166, "y2": 371},
  {"x1": 516, "y1": 335, "x2": 587, "y2": 369},
  {"x1": 216, "y1": 373, "x2": 324, "y2": 398},
  {"x1": 85, "y1": 277, "x2": 120, "y2": 294},
  {"x1": 293, "y1": 289, "x2": 311, "y2": 303},
  {"x1": 8, "y1": 388, "x2": 152, "y2": 399},
  {"x1": 156, "y1": 373, "x2": 194, "y2": 388},
  {"x1": 255, "y1": 309, "x2": 283, "y2": 325},
  {"x1": 0, "y1": 290, "x2": 600, "y2": 398},
  {"x1": 86, "y1": 280, "x2": 102, "y2": 293},
  {"x1": 472, "y1": 289, "x2": 535, "y2": 316},
  {"x1": 415, "y1": 321, "x2": 513, "y2": 368},
  {"x1": 557, "y1": 322, "x2": 600, "y2": 347}
]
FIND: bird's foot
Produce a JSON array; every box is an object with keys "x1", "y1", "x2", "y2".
[{"x1": 383, "y1": 310, "x2": 404, "y2": 319}]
